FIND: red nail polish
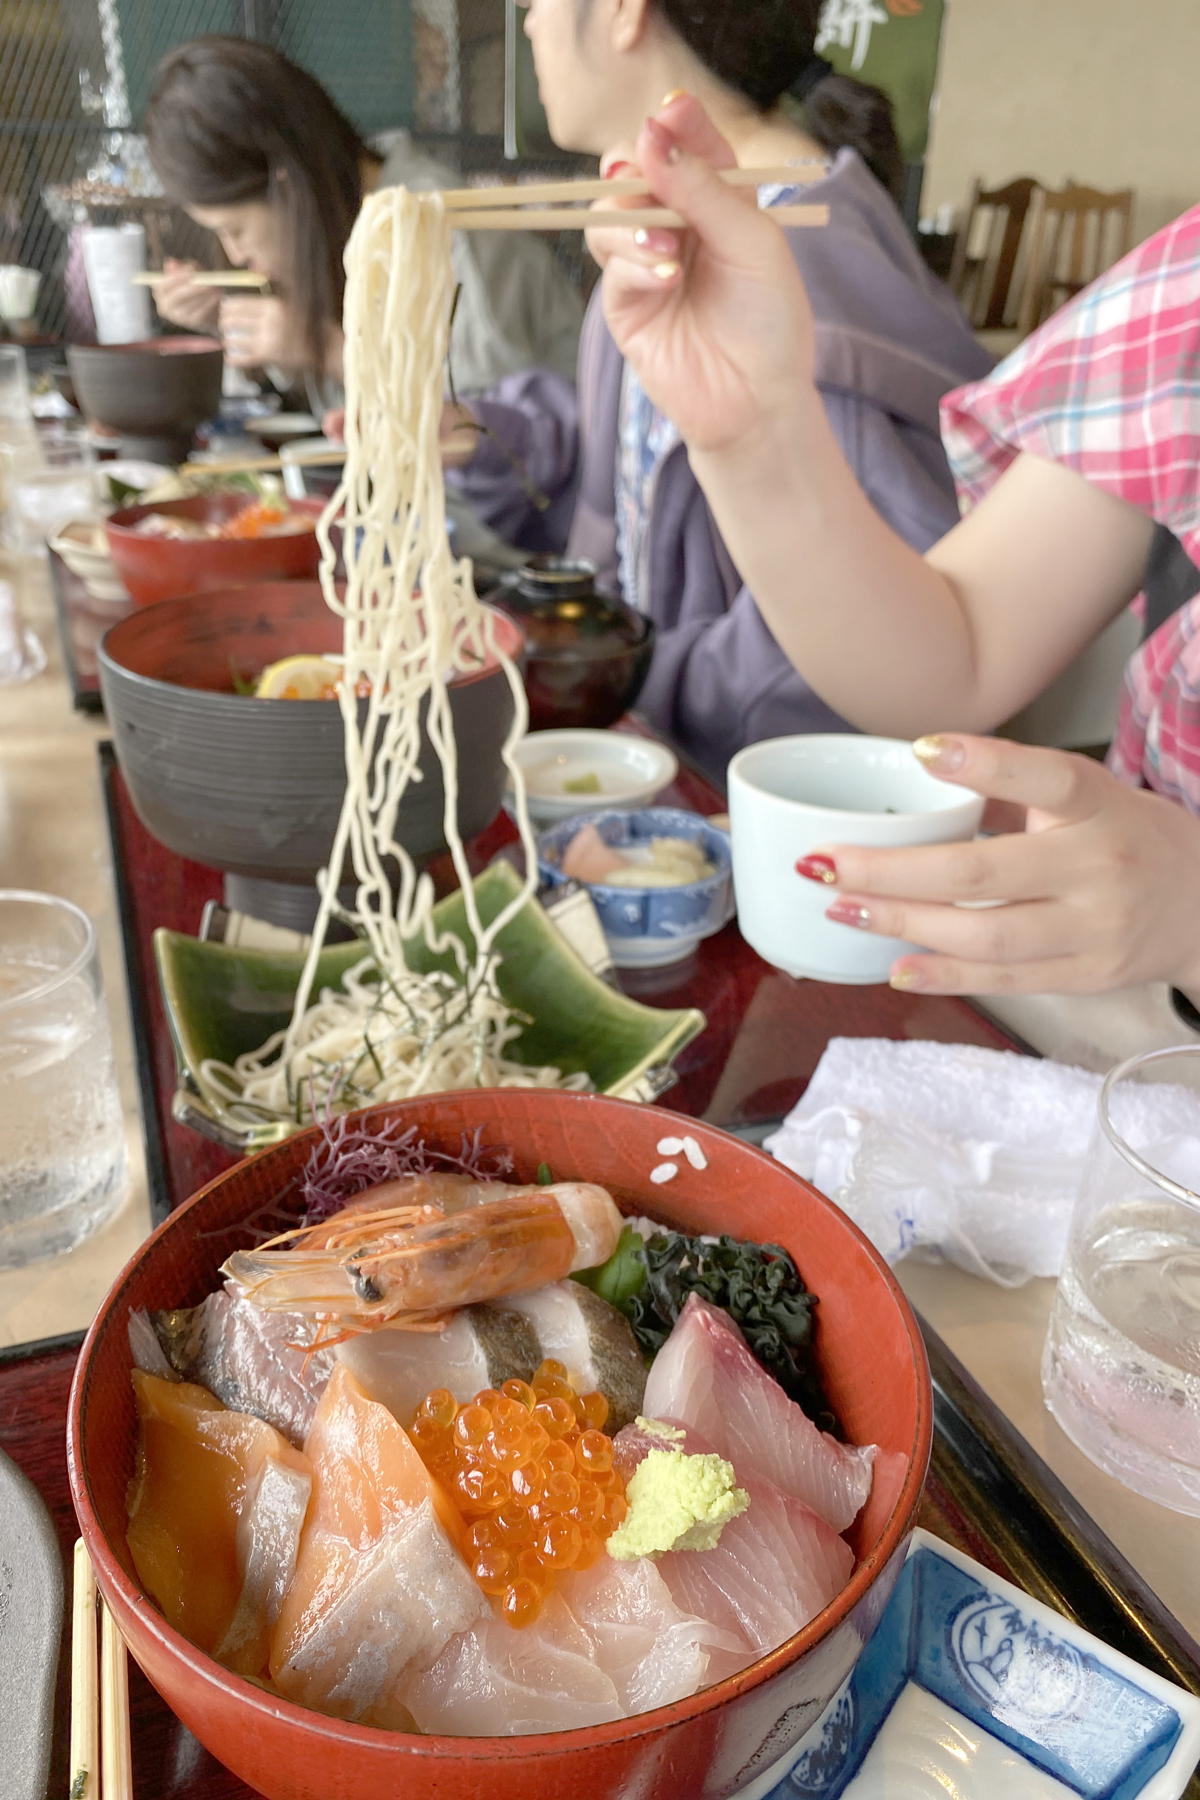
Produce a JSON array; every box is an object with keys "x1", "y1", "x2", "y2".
[
  {"x1": 604, "y1": 159, "x2": 634, "y2": 180},
  {"x1": 825, "y1": 899, "x2": 871, "y2": 930},
  {"x1": 795, "y1": 854, "x2": 837, "y2": 885}
]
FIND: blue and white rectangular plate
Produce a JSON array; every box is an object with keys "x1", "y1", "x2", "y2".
[{"x1": 741, "y1": 1531, "x2": 1200, "y2": 1800}]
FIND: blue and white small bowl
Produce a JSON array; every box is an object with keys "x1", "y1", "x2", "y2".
[{"x1": 538, "y1": 806, "x2": 734, "y2": 968}]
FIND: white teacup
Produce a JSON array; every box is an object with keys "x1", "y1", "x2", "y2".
[{"x1": 727, "y1": 735, "x2": 985, "y2": 984}]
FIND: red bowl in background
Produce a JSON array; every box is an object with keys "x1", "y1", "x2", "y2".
[
  {"x1": 68, "y1": 1090, "x2": 931, "y2": 1800},
  {"x1": 105, "y1": 494, "x2": 324, "y2": 606}
]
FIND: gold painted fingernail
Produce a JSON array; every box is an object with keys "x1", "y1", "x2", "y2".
[
  {"x1": 661, "y1": 88, "x2": 689, "y2": 107},
  {"x1": 889, "y1": 968, "x2": 921, "y2": 991},
  {"x1": 912, "y1": 734, "x2": 964, "y2": 773},
  {"x1": 653, "y1": 260, "x2": 680, "y2": 280}
]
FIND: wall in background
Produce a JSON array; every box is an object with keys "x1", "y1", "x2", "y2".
[{"x1": 923, "y1": 0, "x2": 1200, "y2": 245}]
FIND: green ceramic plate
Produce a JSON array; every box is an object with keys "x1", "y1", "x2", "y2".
[{"x1": 155, "y1": 860, "x2": 706, "y2": 1151}]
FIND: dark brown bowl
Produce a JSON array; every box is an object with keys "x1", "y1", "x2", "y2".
[
  {"x1": 69, "y1": 1090, "x2": 931, "y2": 1800},
  {"x1": 493, "y1": 560, "x2": 654, "y2": 732},
  {"x1": 97, "y1": 581, "x2": 525, "y2": 884},
  {"x1": 66, "y1": 336, "x2": 224, "y2": 460}
]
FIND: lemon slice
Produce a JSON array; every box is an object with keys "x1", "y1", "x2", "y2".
[{"x1": 255, "y1": 655, "x2": 342, "y2": 700}]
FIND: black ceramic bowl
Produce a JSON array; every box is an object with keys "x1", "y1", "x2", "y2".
[
  {"x1": 97, "y1": 582, "x2": 525, "y2": 900},
  {"x1": 66, "y1": 336, "x2": 224, "y2": 462},
  {"x1": 492, "y1": 558, "x2": 654, "y2": 732}
]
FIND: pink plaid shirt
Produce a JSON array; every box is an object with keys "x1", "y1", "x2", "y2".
[{"x1": 940, "y1": 204, "x2": 1200, "y2": 810}]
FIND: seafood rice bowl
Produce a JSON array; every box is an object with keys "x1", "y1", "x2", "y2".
[{"x1": 69, "y1": 1089, "x2": 931, "y2": 1800}]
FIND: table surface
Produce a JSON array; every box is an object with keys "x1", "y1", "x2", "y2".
[{"x1": 4, "y1": 548, "x2": 1200, "y2": 1796}]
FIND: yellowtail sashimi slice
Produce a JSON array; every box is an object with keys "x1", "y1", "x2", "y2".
[
  {"x1": 269, "y1": 1364, "x2": 484, "y2": 1727},
  {"x1": 641, "y1": 1293, "x2": 875, "y2": 1533},
  {"x1": 612, "y1": 1419, "x2": 853, "y2": 1673}
]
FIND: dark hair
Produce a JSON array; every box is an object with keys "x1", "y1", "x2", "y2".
[
  {"x1": 655, "y1": 1, "x2": 904, "y2": 199},
  {"x1": 143, "y1": 37, "x2": 374, "y2": 375}
]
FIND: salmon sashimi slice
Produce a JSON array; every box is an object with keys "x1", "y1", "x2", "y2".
[
  {"x1": 612, "y1": 1418, "x2": 854, "y2": 1676},
  {"x1": 641, "y1": 1294, "x2": 875, "y2": 1533},
  {"x1": 126, "y1": 1370, "x2": 311, "y2": 1677},
  {"x1": 269, "y1": 1364, "x2": 484, "y2": 1726}
]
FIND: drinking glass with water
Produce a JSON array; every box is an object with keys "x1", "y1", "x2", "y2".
[
  {"x1": 1042, "y1": 1045, "x2": 1200, "y2": 1516},
  {"x1": 0, "y1": 891, "x2": 127, "y2": 1268}
]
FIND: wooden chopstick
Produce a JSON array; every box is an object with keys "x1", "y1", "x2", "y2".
[
  {"x1": 185, "y1": 429, "x2": 473, "y2": 477},
  {"x1": 186, "y1": 447, "x2": 339, "y2": 477},
  {"x1": 70, "y1": 1540, "x2": 99, "y2": 1800},
  {"x1": 131, "y1": 270, "x2": 270, "y2": 289},
  {"x1": 439, "y1": 163, "x2": 825, "y2": 208},
  {"x1": 70, "y1": 1541, "x2": 134, "y2": 1800},
  {"x1": 100, "y1": 1596, "x2": 133, "y2": 1800},
  {"x1": 450, "y1": 202, "x2": 828, "y2": 231}
]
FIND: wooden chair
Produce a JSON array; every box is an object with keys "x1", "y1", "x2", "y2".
[
  {"x1": 949, "y1": 177, "x2": 1040, "y2": 330},
  {"x1": 1016, "y1": 183, "x2": 1134, "y2": 337}
]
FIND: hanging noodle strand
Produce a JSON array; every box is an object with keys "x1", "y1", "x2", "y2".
[{"x1": 199, "y1": 188, "x2": 588, "y2": 1126}]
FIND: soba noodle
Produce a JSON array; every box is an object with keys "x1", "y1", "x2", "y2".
[{"x1": 199, "y1": 189, "x2": 587, "y2": 1125}]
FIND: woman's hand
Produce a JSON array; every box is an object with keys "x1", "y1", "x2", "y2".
[
  {"x1": 800, "y1": 735, "x2": 1200, "y2": 997},
  {"x1": 218, "y1": 296, "x2": 299, "y2": 369},
  {"x1": 593, "y1": 93, "x2": 816, "y2": 455},
  {"x1": 152, "y1": 259, "x2": 221, "y2": 333}
]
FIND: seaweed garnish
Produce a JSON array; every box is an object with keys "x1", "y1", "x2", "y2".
[
  {"x1": 577, "y1": 1227, "x2": 839, "y2": 1435},
  {"x1": 299, "y1": 1112, "x2": 514, "y2": 1227}
]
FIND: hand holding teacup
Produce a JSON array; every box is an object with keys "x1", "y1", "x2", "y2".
[
  {"x1": 732, "y1": 733, "x2": 1200, "y2": 998},
  {"x1": 728, "y1": 734, "x2": 984, "y2": 986}
]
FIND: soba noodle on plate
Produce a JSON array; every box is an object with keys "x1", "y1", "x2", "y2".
[{"x1": 199, "y1": 188, "x2": 588, "y2": 1126}]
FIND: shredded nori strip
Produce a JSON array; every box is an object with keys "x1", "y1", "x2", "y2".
[{"x1": 576, "y1": 1227, "x2": 839, "y2": 1436}]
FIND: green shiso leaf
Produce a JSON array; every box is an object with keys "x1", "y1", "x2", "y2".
[
  {"x1": 576, "y1": 1227, "x2": 838, "y2": 1435},
  {"x1": 573, "y1": 1223, "x2": 648, "y2": 1311}
]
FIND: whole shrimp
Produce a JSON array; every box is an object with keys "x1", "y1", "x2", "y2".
[{"x1": 222, "y1": 1177, "x2": 623, "y2": 1340}]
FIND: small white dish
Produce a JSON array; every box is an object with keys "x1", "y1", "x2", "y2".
[
  {"x1": 508, "y1": 729, "x2": 678, "y2": 828},
  {"x1": 737, "y1": 1530, "x2": 1200, "y2": 1800},
  {"x1": 247, "y1": 412, "x2": 320, "y2": 445},
  {"x1": 728, "y1": 734, "x2": 984, "y2": 985}
]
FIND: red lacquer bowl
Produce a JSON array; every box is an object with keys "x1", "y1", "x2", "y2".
[
  {"x1": 68, "y1": 1090, "x2": 932, "y2": 1800},
  {"x1": 106, "y1": 494, "x2": 324, "y2": 606}
]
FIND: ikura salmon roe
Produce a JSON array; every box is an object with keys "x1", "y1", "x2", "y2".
[{"x1": 410, "y1": 1369, "x2": 628, "y2": 1629}]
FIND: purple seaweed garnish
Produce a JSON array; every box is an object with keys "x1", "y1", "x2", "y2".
[{"x1": 299, "y1": 1110, "x2": 515, "y2": 1227}]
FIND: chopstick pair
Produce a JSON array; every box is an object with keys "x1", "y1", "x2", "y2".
[
  {"x1": 69, "y1": 1540, "x2": 132, "y2": 1800},
  {"x1": 131, "y1": 269, "x2": 269, "y2": 289},
  {"x1": 439, "y1": 163, "x2": 828, "y2": 231}
]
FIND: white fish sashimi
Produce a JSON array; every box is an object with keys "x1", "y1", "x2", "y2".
[
  {"x1": 401, "y1": 1592, "x2": 623, "y2": 1736},
  {"x1": 560, "y1": 1555, "x2": 747, "y2": 1713},
  {"x1": 613, "y1": 1419, "x2": 854, "y2": 1671},
  {"x1": 273, "y1": 1499, "x2": 486, "y2": 1729},
  {"x1": 642, "y1": 1294, "x2": 874, "y2": 1533},
  {"x1": 488, "y1": 1280, "x2": 647, "y2": 1430},
  {"x1": 337, "y1": 1310, "x2": 491, "y2": 1428},
  {"x1": 216, "y1": 1454, "x2": 312, "y2": 1670}
]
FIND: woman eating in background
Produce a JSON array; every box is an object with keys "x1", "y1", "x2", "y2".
[
  {"x1": 143, "y1": 35, "x2": 583, "y2": 403},
  {"x1": 589, "y1": 92, "x2": 1200, "y2": 1004},
  {"x1": 447, "y1": 0, "x2": 992, "y2": 779}
]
